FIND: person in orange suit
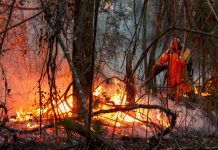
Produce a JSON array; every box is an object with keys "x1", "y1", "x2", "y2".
[{"x1": 152, "y1": 38, "x2": 195, "y2": 104}]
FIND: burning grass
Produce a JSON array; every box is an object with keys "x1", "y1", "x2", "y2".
[
  {"x1": 1, "y1": 77, "x2": 217, "y2": 149},
  {"x1": 4, "y1": 78, "x2": 175, "y2": 139}
]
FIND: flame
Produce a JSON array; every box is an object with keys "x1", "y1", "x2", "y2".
[
  {"x1": 93, "y1": 86, "x2": 103, "y2": 96},
  {"x1": 11, "y1": 79, "x2": 171, "y2": 134},
  {"x1": 201, "y1": 92, "x2": 211, "y2": 96},
  {"x1": 35, "y1": 89, "x2": 73, "y2": 117},
  {"x1": 93, "y1": 79, "x2": 170, "y2": 131},
  {"x1": 194, "y1": 86, "x2": 211, "y2": 97},
  {"x1": 156, "y1": 113, "x2": 170, "y2": 127},
  {"x1": 27, "y1": 123, "x2": 39, "y2": 129},
  {"x1": 10, "y1": 89, "x2": 74, "y2": 129},
  {"x1": 194, "y1": 87, "x2": 198, "y2": 94},
  {"x1": 57, "y1": 100, "x2": 72, "y2": 114},
  {"x1": 93, "y1": 84, "x2": 139, "y2": 124},
  {"x1": 10, "y1": 107, "x2": 33, "y2": 122}
]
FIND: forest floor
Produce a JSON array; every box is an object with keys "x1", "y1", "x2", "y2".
[
  {"x1": 2, "y1": 133, "x2": 218, "y2": 150},
  {"x1": 1, "y1": 95, "x2": 218, "y2": 150}
]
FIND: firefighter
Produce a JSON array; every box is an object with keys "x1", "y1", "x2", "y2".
[{"x1": 152, "y1": 37, "x2": 195, "y2": 105}]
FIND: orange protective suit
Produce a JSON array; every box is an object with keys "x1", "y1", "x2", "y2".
[{"x1": 153, "y1": 48, "x2": 193, "y2": 96}]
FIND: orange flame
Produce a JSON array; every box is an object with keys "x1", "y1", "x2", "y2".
[
  {"x1": 194, "y1": 86, "x2": 211, "y2": 96},
  {"x1": 11, "y1": 79, "x2": 170, "y2": 133},
  {"x1": 156, "y1": 113, "x2": 170, "y2": 127},
  {"x1": 93, "y1": 80, "x2": 170, "y2": 130}
]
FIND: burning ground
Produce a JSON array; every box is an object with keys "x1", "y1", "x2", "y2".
[{"x1": 0, "y1": 77, "x2": 218, "y2": 149}]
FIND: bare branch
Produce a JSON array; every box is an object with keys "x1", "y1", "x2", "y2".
[
  {"x1": 0, "y1": 3, "x2": 53, "y2": 35},
  {"x1": 206, "y1": 0, "x2": 218, "y2": 22},
  {"x1": 0, "y1": 0, "x2": 15, "y2": 54},
  {"x1": 93, "y1": 104, "x2": 177, "y2": 137}
]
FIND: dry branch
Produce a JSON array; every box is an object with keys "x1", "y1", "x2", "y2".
[
  {"x1": 0, "y1": 0, "x2": 15, "y2": 54},
  {"x1": 0, "y1": 3, "x2": 52, "y2": 35},
  {"x1": 0, "y1": 3, "x2": 43, "y2": 10},
  {"x1": 40, "y1": 1, "x2": 88, "y2": 126},
  {"x1": 206, "y1": 0, "x2": 218, "y2": 22},
  {"x1": 93, "y1": 104, "x2": 177, "y2": 138}
]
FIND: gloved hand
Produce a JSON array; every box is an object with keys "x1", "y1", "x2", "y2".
[
  {"x1": 152, "y1": 64, "x2": 168, "y2": 76},
  {"x1": 152, "y1": 65, "x2": 160, "y2": 76},
  {"x1": 151, "y1": 65, "x2": 157, "y2": 76}
]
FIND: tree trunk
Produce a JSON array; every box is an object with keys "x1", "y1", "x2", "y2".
[
  {"x1": 73, "y1": 0, "x2": 94, "y2": 113},
  {"x1": 147, "y1": 0, "x2": 163, "y2": 94},
  {"x1": 143, "y1": 0, "x2": 148, "y2": 86},
  {"x1": 126, "y1": 50, "x2": 135, "y2": 104}
]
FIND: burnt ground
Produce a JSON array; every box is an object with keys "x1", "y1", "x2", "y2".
[
  {"x1": 1, "y1": 132, "x2": 218, "y2": 150},
  {"x1": 120, "y1": 134, "x2": 218, "y2": 150}
]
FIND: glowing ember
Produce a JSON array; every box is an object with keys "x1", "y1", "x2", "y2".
[{"x1": 27, "y1": 123, "x2": 39, "y2": 129}]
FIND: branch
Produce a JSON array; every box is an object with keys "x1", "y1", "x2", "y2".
[
  {"x1": 88, "y1": 0, "x2": 101, "y2": 139},
  {"x1": 173, "y1": 27, "x2": 218, "y2": 38},
  {"x1": 0, "y1": 0, "x2": 15, "y2": 54},
  {"x1": 206, "y1": 0, "x2": 218, "y2": 22},
  {"x1": 40, "y1": 1, "x2": 88, "y2": 125},
  {"x1": 57, "y1": 35, "x2": 88, "y2": 125},
  {"x1": 2, "y1": 103, "x2": 176, "y2": 149},
  {"x1": 0, "y1": 3, "x2": 43, "y2": 10},
  {"x1": 0, "y1": 3, "x2": 53, "y2": 35},
  {"x1": 92, "y1": 104, "x2": 177, "y2": 137}
]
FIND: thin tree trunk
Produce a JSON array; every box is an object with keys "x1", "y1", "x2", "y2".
[
  {"x1": 147, "y1": 0, "x2": 163, "y2": 94},
  {"x1": 73, "y1": 0, "x2": 94, "y2": 116},
  {"x1": 143, "y1": 0, "x2": 148, "y2": 84},
  {"x1": 126, "y1": 50, "x2": 135, "y2": 104}
]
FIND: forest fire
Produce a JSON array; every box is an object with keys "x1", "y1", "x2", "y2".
[
  {"x1": 8, "y1": 77, "x2": 214, "y2": 134},
  {"x1": 8, "y1": 79, "x2": 170, "y2": 135},
  {"x1": 91, "y1": 79, "x2": 171, "y2": 137},
  {"x1": 10, "y1": 107, "x2": 33, "y2": 122},
  {"x1": 0, "y1": 0, "x2": 217, "y2": 149}
]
